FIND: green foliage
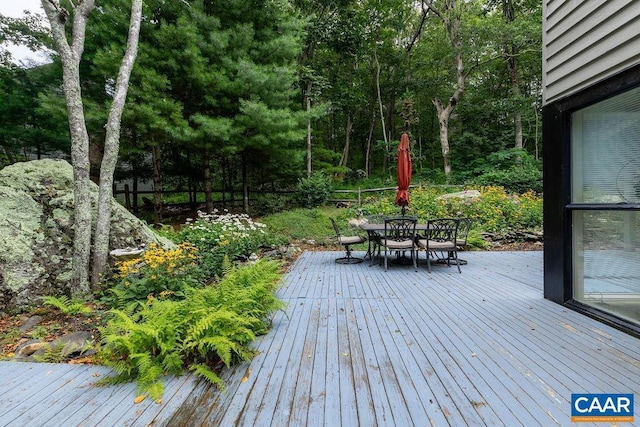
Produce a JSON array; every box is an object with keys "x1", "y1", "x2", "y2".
[
  {"x1": 252, "y1": 193, "x2": 295, "y2": 216},
  {"x1": 0, "y1": 62, "x2": 70, "y2": 168},
  {"x1": 176, "y1": 211, "x2": 284, "y2": 280},
  {"x1": 41, "y1": 295, "x2": 94, "y2": 316},
  {"x1": 469, "y1": 149, "x2": 543, "y2": 194},
  {"x1": 260, "y1": 207, "x2": 338, "y2": 243},
  {"x1": 295, "y1": 172, "x2": 333, "y2": 208},
  {"x1": 356, "y1": 186, "x2": 542, "y2": 236},
  {"x1": 0, "y1": 327, "x2": 22, "y2": 343},
  {"x1": 29, "y1": 325, "x2": 51, "y2": 340},
  {"x1": 97, "y1": 260, "x2": 284, "y2": 400},
  {"x1": 466, "y1": 229, "x2": 491, "y2": 251},
  {"x1": 32, "y1": 343, "x2": 68, "y2": 363},
  {"x1": 472, "y1": 166, "x2": 542, "y2": 194},
  {"x1": 102, "y1": 243, "x2": 202, "y2": 312},
  {"x1": 1, "y1": 0, "x2": 545, "y2": 208}
]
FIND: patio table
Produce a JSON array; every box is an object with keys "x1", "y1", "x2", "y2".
[{"x1": 359, "y1": 222, "x2": 431, "y2": 263}]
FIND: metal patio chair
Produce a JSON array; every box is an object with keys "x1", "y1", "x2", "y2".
[
  {"x1": 330, "y1": 218, "x2": 366, "y2": 264},
  {"x1": 416, "y1": 218, "x2": 461, "y2": 273},
  {"x1": 378, "y1": 216, "x2": 418, "y2": 271}
]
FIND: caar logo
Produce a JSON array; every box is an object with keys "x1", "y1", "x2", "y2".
[{"x1": 571, "y1": 393, "x2": 634, "y2": 422}]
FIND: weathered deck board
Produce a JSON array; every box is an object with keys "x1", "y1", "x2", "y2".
[
  {"x1": 0, "y1": 362, "x2": 198, "y2": 426},
  {"x1": 1, "y1": 250, "x2": 640, "y2": 426},
  {"x1": 174, "y1": 250, "x2": 639, "y2": 427}
]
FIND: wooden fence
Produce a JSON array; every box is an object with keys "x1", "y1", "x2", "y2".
[
  {"x1": 112, "y1": 183, "x2": 463, "y2": 211},
  {"x1": 329, "y1": 184, "x2": 463, "y2": 206}
]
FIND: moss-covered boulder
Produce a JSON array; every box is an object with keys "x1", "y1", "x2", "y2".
[{"x1": 0, "y1": 159, "x2": 173, "y2": 313}]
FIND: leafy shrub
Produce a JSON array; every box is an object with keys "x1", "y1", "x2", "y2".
[
  {"x1": 176, "y1": 210, "x2": 282, "y2": 279},
  {"x1": 260, "y1": 207, "x2": 339, "y2": 243},
  {"x1": 343, "y1": 168, "x2": 367, "y2": 184},
  {"x1": 102, "y1": 243, "x2": 201, "y2": 311},
  {"x1": 353, "y1": 185, "x2": 542, "y2": 235},
  {"x1": 42, "y1": 295, "x2": 94, "y2": 316},
  {"x1": 97, "y1": 260, "x2": 284, "y2": 400},
  {"x1": 251, "y1": 193, "x2": 294, "y2": 215},
  {"x1": 294, "y1": 172, "x2": 332, "y2": 208},
  {"x1": 469, "y1": 149, "x2": 543, "y2": 194},
  {"x1": 472, "y1": 166, "x2": 542, "y2": 194}
]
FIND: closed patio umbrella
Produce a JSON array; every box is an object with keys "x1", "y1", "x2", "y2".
[{"x1": 395, "y1": 133, "x2": 412, "y2": 215}]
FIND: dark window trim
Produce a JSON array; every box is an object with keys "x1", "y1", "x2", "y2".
[
  {"x1": 552, "y1": 65, "x2": 640, "y2": 113},
  {"x1": 565, "y1": 300, "x2": 640, "y2": 339},
  {"x1": 543, "y1": 62, "x2": 640, "y2": 336},
  {"x1": 566, "y1": 203, "x2": 640, "y2": 210}
]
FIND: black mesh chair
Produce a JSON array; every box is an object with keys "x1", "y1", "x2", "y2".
[
  {"x1": 330, "y1": 218, "x2": 366, "y2": 264},
  {"x1": 378, "y1": 216, "x2": 418, "y2": 271},
  {"x1": 416, "y1": 218, "x2": 461, "y2": 273},
  {"x1": 453, "y1": 217, "x2": 473, "y2": 265},
  {"x1": 365, "y1": 214, "x2": 387, "y2": 265}
]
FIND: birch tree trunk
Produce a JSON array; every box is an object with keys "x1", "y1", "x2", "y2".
[
  {"x1": 41, "y1": 0, "x2": 96, "y2": 297},
  {"x1": 373, "y1": 47, "x2": 389, "y2": 172},
  {"x1": 365, "y1": 108, "x2": 376, "y2": 176},
  {"x1": 339, "y1": 115, "x2": 352, "y2": 168},
  {"x1": 424, "y1": 0, "x2": 465, "y2": 182},
  {"x1": 432, "y1": 49, "x2": 464, "y2": 181},
  {"x1": 91, "y1": 0, "x2": 143, "y2": 288}
]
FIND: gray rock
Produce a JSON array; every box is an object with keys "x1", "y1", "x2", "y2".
[
  {"x1": 56, "y1": 331, "x2": 94, "y2": 357},
  {"x1": 283, "y1": 244, "x2": 301, "y2": 259},
  {"x1": 16, "y1": 339, "x2": 44, "y2": 359},
  {"x1": 18, "y1": 315, "x2": 43, "y2": 332},
  {"x1": 262, "y1": 249, "x2": 281, "y2": 259},
  {"x1": 437, "y1": 190, "x2": 481, "y2": 200},
  {"x1": 0, "y1": 159, "x2": 174, "y2": 312}
]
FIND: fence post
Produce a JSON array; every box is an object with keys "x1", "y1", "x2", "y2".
[
  {"x1": 358, "y1": 187, "x2": 361, "y2": 206},
  {"x1": 124, "y1": 184, "x2": 131, "y2": 211}
]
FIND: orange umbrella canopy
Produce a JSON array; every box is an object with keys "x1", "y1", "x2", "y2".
[{"x1": 394, "y1": 133, "x2": 412, "y2": 209}]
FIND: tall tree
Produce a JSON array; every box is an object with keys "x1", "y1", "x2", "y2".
[
  {"x1": 41, "y1": 0, "x2": 143, "y2": 294},
  {"x1": 91, "y1": 0, "x2": 142, "y2": 287},
  {"x1": 422, "y1": 0, "x2": 466, "y2": 181},
  {"x1": 0, "y1": 62, "x2": 69, "y2": 166},
  {"x1": 502, "y1": 0, "x2": 521, "y2": 151}
]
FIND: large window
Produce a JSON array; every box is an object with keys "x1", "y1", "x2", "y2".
[{"x1": 570, "y1": 86, "x2": 640, "y2": 323}]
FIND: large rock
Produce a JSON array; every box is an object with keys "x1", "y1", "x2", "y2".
[{"x1": 0, "y1": 159, "x2": 173, "y2": 313}]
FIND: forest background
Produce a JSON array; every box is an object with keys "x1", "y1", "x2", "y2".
[{"x1": 0, "y1": 0, "x2": 542, "y2": 217}]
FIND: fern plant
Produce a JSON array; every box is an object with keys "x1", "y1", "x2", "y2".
[
  {"x1": 97, "y1": 259, "x2": 285, "y2": 400},
  {"x1": 42, "y1": 295, "x2": 94, "y2": 316}
]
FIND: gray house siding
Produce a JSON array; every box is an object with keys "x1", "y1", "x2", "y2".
[{"x1": 543, "y1": 0, "x2": 640, "y2": 105}]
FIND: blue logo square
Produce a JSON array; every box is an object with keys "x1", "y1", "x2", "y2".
[{"x1": 572, "y1": 394, "x2": 634, "y2": 421}]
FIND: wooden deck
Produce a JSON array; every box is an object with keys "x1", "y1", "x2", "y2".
[{"x1": 1, "y1": 250, "x2": 640, "y2": 426}]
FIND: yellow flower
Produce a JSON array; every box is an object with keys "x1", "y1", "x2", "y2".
[{"x1": 159, "y1": 290, "x2": 174, "y2": 298}]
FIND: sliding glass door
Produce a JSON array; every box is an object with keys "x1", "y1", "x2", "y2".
[{"x1": 570, "y1": 86, "x2": 640, "y2": 323}]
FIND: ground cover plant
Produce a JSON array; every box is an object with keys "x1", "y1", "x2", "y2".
[
  {"x1": 97, "y1": 259, "x2": 284, "y2": 400},
  {"x1": 92, "y1": 211, "x2": 288, "y2": 399},
  {"x1": 259, "y1": 207, "x2": 342, "y2": 244},
  {"x1": 173, "y1": 210, "x2": 286, "y2": 280},
  {"x1": 101, "y1": 243, "x2": 202, "y2": 312}
]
